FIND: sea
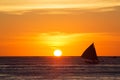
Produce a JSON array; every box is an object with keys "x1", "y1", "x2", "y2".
[{"x1": 0, "y1": 56, "x2": 120, "y2": 80}]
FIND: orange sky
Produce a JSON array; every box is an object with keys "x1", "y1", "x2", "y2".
[{"x1": 0, "y1": 0, "x2": 120, "y2": 56}]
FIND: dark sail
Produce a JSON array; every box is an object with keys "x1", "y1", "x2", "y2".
[{"x1": 81, "y1": 43, "x2": 99, "y2": 63}]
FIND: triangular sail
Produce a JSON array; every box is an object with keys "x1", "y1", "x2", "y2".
[{"x1": 81, "y1": 43, "x2": 98, "y2": 60}]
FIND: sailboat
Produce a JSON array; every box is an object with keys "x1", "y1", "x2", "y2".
[{"x1": 81, "y1": 43, "x2": 99, "y2": 64}]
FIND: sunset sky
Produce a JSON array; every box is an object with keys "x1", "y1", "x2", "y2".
[{"x1": 0, "y1": 0, "x2": 120, "y2": 56}]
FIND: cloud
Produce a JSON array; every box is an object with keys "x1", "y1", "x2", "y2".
[
  {"x1": 0, "y1": 0, "x2": 120, "y2": 13},
  {"x1": 1, "y1": 32, "x2": 120, "y2": 46},
  {"x1": 0, "y1": 6, "x2": 119, "y2": 15}
]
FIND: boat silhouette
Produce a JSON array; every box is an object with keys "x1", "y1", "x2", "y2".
[{"x1": 81, "y1": 43, "x2": 99, "y2": 64}]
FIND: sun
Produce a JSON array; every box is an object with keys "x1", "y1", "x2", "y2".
[{"x1": 54, "y1": 49, "x2": 62, "y2": 56}]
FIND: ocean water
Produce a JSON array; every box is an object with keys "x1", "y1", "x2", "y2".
[{"x1": 0, "y1": 56, "x2": 120, "y2": 80}]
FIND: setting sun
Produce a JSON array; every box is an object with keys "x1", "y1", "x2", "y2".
[{"x1": 54, "y1": 49, "x2": 62, "y2": 56}]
